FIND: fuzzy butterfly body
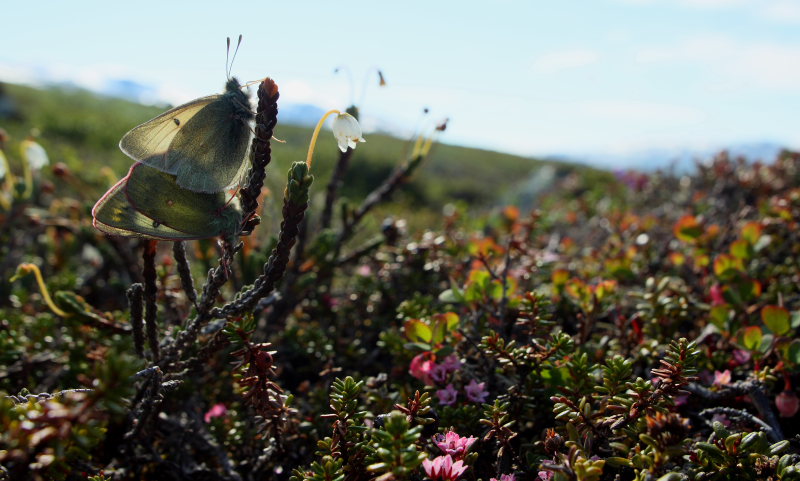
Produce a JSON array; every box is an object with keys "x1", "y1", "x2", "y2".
[
  {"x1": 119, "y1": 78, "x2": 254, "y2": 193},
  {"x1": 92, "y1": 162, "x2": 242, "y2": 241}
]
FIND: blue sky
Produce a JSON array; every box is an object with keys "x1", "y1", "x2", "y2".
[{"x1": 2, "y1": 0, "x2": 800, "y2": 164}]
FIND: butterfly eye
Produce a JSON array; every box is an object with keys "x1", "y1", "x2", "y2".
[{"x1": 173, "y1": 118, "x2": 180, "y2": 126}]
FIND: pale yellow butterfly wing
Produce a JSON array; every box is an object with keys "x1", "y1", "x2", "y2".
[{"x1": 119, "y1": 95, "x2": 219, "y2": 174}]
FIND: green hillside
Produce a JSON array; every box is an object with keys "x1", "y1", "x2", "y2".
[{"x1": 0, "y1": 81, "x2": 614, "y2": 234}]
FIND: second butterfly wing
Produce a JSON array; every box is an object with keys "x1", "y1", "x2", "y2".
[{"x1": 92, "y1": 163, "x2": 242, "y2": 240}]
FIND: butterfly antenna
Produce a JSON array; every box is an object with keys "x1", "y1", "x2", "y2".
[
  {"x1": 228, "y1": 34, "x2": 243, "y2": 79},
  {"x1": 226, "y1": 37, "x2": 232, "y2": 79}
]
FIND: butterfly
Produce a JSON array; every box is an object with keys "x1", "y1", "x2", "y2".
[
  {"x1": 92, "y1": 162, "x2": 242, "y2": 241},
  {"x1": 119, "y1": 36, "x2": 254, "y2": 193}
]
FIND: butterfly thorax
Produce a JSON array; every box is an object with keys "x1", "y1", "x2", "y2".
[{"x1": 224, "y1": 78, "x2": 255, "y2": 122}]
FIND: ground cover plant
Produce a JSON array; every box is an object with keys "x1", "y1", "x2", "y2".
[{"x1": 1, "y1": 76, "x2": 800, "y2": 481}]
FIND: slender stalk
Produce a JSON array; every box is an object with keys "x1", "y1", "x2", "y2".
[{"x1": 142, "y1": 240, "x2": 159, "y2": 361}]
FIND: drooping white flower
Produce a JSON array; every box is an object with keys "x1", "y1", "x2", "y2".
[
  {"x1": 22, "y1": 139, "x2": 49, "y2": 170},
  {"x1": 0, "y1": 151, "x2": 7, "y2": 179},
  {"x1": 331, "y1": 113, "x2": 366, "y2": 153}
]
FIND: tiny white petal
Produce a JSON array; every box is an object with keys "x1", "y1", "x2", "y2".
[
  {"x1": 0, "y1": 151, "x2": 7, "y2": 179},
  {"x1": 23, "y1": 140, "x2": 49, "y2": 170},
  {"x1": 332, "y1": 113, "x2": 366, "y2": 152}
]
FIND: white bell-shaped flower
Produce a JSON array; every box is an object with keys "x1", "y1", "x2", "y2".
[
  {"x1": 22, "y1": 139, "x2": 49, "y2": 170},
  {"x1": 331, "y1": 113, "x2": 366, "y2": 153}
]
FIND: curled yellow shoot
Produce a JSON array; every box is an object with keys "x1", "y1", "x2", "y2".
[
  {"x1": 411, "y1": 131, "x2": 439, "y2": 159},
  {"x1": 10, "y1": 263, "x2": 70, "y2": 317},
  {"x1": 306, "y1": 109, "x2": 342, "y2": 170}
]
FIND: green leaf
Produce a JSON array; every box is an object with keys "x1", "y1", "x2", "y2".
[
  {"x1": 714, "y1": 254, "x2": 743, "y2": 281},
  {"x1": 403, "y1": 342, "x2": 431, "y2": 352},
  {"x1": 784, "y1": 340, "x2": 800, "y2": 366},
  {"x1": 404, "y1": 319, "x2": 432, "y2": 343},
  {"x1": 762, "y1": 305, "x2": 791, "y2": 335},
  {"x1": 742, "y1": 326, "x2": 763, "y2": 351},
  {"x1": 709, "y1": 305, "x2": 732, "y2": 331},
  {"x1": 729, "y1": 239, "x2": 753, "y2": 260}
]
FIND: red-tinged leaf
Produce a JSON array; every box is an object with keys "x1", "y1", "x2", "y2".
[
  {"x1": 713, "y1": 254, "x2": 743, "y2": 281},
  {"x1": 674, "y1": 215, "x2": 703, "y2": 244},
  {"x1": 669, "y1": 252, "x2": 686, "y2": 266},
  {"x1": 729, "y1": 239, "x2": 753, "y2": 260},
  {"x1": 552, "y1": 269, "x2": 569, "y2": 288},
  {"x1": 404, "y1": 319, "x2": 432, "y2": 343},
  {"x1": 741, "y1": 221, "x2": 763, "y2": 245},
  {"x1": 762, "y1": 305, "x2": 791, "y2": 335},
  {"x1": 742, "y1": 326, "x2": 763, "y2": 351}
]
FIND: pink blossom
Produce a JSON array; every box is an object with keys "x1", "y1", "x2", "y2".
[
  {"x1": 356, "y1": 265, "x2": 372, "y2": 276},
  {"x1": 410, "y1": 353, "x2": 436, "y2": 385},
  {"x1": 491, "y1": 474, "x2": 516, "y2": 481},
  {"x1": 710, "y1": 284, "x2": 725, "y2": 306},
  {"x1": 464, "y1": 379, "x2": 489, "y2": 403},
  {"x1": 430, "y1": 355, "x2": 462, "y2": 384},
  {"x1": 713, "y1": 370, "x2": 731, "y2": 387},
  {"x1": 537, "y1": 471, "x2": 553, "y2": 481},
  {"x1": 422, "y1": 455, "x2": 468, "y2": 481},
  {"x1": 732, "y1": 349, "x2": 751, "y2": 365},
  {"x1": 711, "y1": 413, "x2": 731, "y2": 427},
  {"x1": 434, "y1": 430, "x2": 476, "y2": 459},
  {"x1": 204, "y1": 403, "x2": 227, "y2": 423},
  {"x1": 437, "y1": 384, "x2": 458, "y2": 406},
  {"x1": 776, "y1": 390, "x2": 800, "y2": 418},
  {"x1": 440, "y1": 354, "x2": 462, "y2": 373},
  {"x1": 430, "y1": 363, "x2": 450, "y2": 384}
]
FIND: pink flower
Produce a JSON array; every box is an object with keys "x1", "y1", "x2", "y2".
[
  {"x1": 434, "y1": 430, "x2": 477, "y2": 459},
  {"x1": 732, "y1": 349, "x2": 751, "y2": 365},
  {"x1": 713, "y1": 370, "x2": 731, "y2": 387},
  {"x1": 430, "y1": 363, "x2": 450, "y2": 384},
  {"x1": 710, "y1": 284, "x2": 725, "y2": 306},
  {"x1": 437, "y1": 384, "x2": 458, "y2": 406},
  {"x1": 410, "y1": 353, "x2": 436, "y2": 385},
  {"x1": 776, "y1": 390, "x2": 800, "y2": 418},
  {"x1": 464, "y1": 379, "x2": 489, "y2": 403},
  {"x1": 204, "y1": 403, "x2": 227, "y2": 423},
  {"x1": 491, "y1": 474, "x2": 516, "y2": 481},
  {"x1": 537, "y1": 471, "x2": 553, "y2": 481},
  {"x1": 422, "y1": 455, "x2": 468, "y2": 481},
  {"x1": 440, "y1": 354, "x2": 462, "y2": 373},
  {"x1": 711, "y1": 413, "x2": 731, "y2": 427}
]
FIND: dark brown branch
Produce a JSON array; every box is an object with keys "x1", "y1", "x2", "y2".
[
  {"x1": 172, "y1": 241, "x2": 197, "y2": 307},
  {"x1": 142, "y1": 240, "x2": 159, "y2": 361}
]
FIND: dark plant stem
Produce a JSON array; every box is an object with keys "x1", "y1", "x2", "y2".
[
  {"x1": 172, "y1": 241, "x2": 197, "y2": 307},
  {"x1": 337, "y1": 154, "x2": 423, "y2": 247},
  {"x1": 142, "y1": 240, "x2": 159, "y2": 361},
  {"x1": 320, "y1": 147, "x2": 354, "y2": 229},
  {"x1": 126, "y1": 283, "x2": 144, "y2": 358},
  {"x1": 156, "y1": 78, "x2": 279, "y2": 369},
  {"x1": 240, "y1": 78, "x2": 279, "y2": 235},
  {"x1": 213, "y1": 162, "x2": 313, "y2": 319}
]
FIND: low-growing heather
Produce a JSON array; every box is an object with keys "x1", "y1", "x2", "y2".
[{"x1": 1, "y1": 79, "x2": 800, "y2": 481}]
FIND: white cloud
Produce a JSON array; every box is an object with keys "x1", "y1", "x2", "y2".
[
  {"x1": 573, "y1": 100, "x2": 706, "y2": 123},
  {"x1": 635, "y1": 34, "x2": 800, "y2": 91},
  {"x1": 760, "y1": 1, "x2": 800, "y2": 24},
  {"x1": 531, "y1": 49, "x2": 600, "y2": 74},
  {"x1": 611, "y1": 0, "x2": 800, "y2": 23}
]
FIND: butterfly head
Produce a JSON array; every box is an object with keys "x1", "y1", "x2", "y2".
[{"x1": 224, "y1": 77, "x2": 255, "y2": 120}]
